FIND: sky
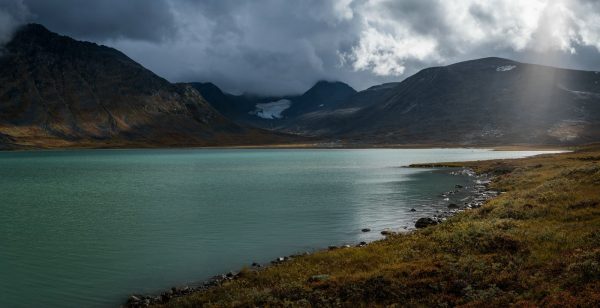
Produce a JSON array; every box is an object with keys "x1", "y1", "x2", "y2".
[{"x1": 1, "y1": 0, "x2": 600, "y2": 95}]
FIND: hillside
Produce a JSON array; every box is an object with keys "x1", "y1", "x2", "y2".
[
  {"x1": 294, "y1": 58, "x2": 600, "y2": 144},
  {"x1": 0, "y1": 24, "x2": 291, "y2": 149}
]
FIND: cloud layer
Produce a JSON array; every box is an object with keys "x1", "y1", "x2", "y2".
[
  {"x1": 0, "y1": 0, "x2": 28, "y2": 45},
  {"x1": 2, "y1": 0, "x2": 600, "y2": 95}
]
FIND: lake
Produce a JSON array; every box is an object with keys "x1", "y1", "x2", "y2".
[{"x1": 0, "y1": 148, "x2": 560, "y2": 307}]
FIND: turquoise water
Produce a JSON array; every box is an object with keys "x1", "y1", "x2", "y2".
[{"x1": 0, "y1": 148, "x2": 559, "y2": 307}]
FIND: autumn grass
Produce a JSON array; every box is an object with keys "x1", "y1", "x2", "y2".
[{"x1": 159, "y1": 146, "x2": 600, "y2": 307}]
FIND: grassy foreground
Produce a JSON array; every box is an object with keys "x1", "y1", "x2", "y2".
[{"x1": 159, "y1": 147, "x2": 600, "y2": 307}]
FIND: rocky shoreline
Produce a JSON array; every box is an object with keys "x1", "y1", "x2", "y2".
[
  {"x1": 412, "y1": 168, "x2": 501, "y2": 227},
  {"x1": 125, "y1": 167, "x2": 500, "y2": 307}
]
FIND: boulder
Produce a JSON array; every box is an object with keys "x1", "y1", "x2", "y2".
[
  {"x1": 361, "y1": 228, "x2": 371, "y2": 232},
  {"x1": 415, "y1": 217, "x2": 438, "y2": 229}
]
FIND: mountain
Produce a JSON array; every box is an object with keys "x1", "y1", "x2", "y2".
[
  {"x1": 189, "y1": 80, "x2": 356, "y2": 133},
  {"x1": 0, "y1": 24, "x2": 291, "y2": 149},
  {"x1": 282, "y1": 58, "x2": 600, "y2": 145},
  {"x1": 281, "y1": 80, "x2": 356, "y2": 117},
  {"x1": 282, "y1": 82, "x2": 401, "y2": 136}
]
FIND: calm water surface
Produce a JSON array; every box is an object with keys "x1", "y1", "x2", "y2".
[{"x1": 0, "y1": 148, "x2": 560, "y2": 307}]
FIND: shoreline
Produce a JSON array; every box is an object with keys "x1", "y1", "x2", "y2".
[
  {"x1": 125, "y1": 167, "x2": 501, "y2": 307},
  {"x1": 0, "y1": 142, "x2": 571, "y2": 154}
]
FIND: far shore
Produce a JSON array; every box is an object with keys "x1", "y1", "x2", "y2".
[
  {"x1": 0, "y1": 141, "x2": 574, "y2": 153},
  {"x1": 205, "y1": 143, "x2": 571, "y2": 151}
]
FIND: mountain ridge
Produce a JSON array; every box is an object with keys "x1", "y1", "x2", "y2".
[
  {"x1": 191, "y1": 57, "x2": 600, "y2": 145},
  {"x1": 343, "y1": 57, "x2": 600, "y2": 144},
  {"x1": 255, "y1": 57, "x2": 600, "y2": 144}
]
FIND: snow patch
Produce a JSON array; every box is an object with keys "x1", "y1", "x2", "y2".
[
  {"x1": 253, "y1": 99, "x2": 292, "y2": 119},
  {"x1": 496, "y1": 65, "x2": 516, "y2": 72}
]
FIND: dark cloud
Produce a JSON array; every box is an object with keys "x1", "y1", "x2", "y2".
[
  {"x1": 106, "y1": 0, "x2": 371, "y2": 95},
  {"x1": 1, "y1": 0, "x2": 600, "y2": 95},
  {"x1": 23, "y1": 0, "x2": 176, "y2": 42},
  {"x1": 0, "y1": 0, "x2": 29, "y2": 44}
]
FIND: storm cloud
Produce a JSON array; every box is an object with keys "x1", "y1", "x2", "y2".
[
  {"x1": 2, "y1": 0, "x2": 600, "y2": 95},
  {"x1": 0, "y1": 0, "x2": 28, "y2": 45}
]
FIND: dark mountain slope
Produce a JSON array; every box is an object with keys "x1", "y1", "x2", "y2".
[
  {"x1": 0, "y1": 24, "x2": 291, "y2": 149},
  {"x1": 348, "y1": 58, "x2": 600, "y2": 144},
  {"x1": 282, "y1": 80, "x2": 356, "y2": 117},
  {"x1": 289, "y1": 58, "x2": 600, "y2": 145},
  {"x1": 285, "y1": 82, "x2": 400, "y2": 136}
]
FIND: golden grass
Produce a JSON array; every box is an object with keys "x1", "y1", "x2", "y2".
[{"x1": 158, "y1": 146, "x2": 600, "y2": 307}]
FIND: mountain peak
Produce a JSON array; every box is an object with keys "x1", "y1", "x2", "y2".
[
  {"x1": 314, "y1": 80, "x2": 342, "y2": 86},
  {"x1": 10, "y1": 23, "x2": 56, "y2": 43},
  {"x1": 304, "y1": 80, "x2": 356, "y2": 96},
  {"x1": 17, "y1": 23, "x2": 51, "y2": 34},
  {"x1": 446, "y1": 57, "x2": 520, "y2": 70},
  {"x1": 8, "y1": 23, "x2": 87, "y2": 52},
  {"x1": 270, "y1": 80, "x2": 358, "y2": 117},
  {"x1": 474, "y1": 56, "x2": 517, "y2": 63},
  {"x1": 310, "y1": 80, "x2": 354, "y2": 91},
  {"x1": 4, "y1": 22, "x2": 141, "y2": 72}
]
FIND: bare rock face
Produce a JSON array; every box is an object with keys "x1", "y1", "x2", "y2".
[{"x1": 0, "y1": 24, "x2": 287, "y2": 148}]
